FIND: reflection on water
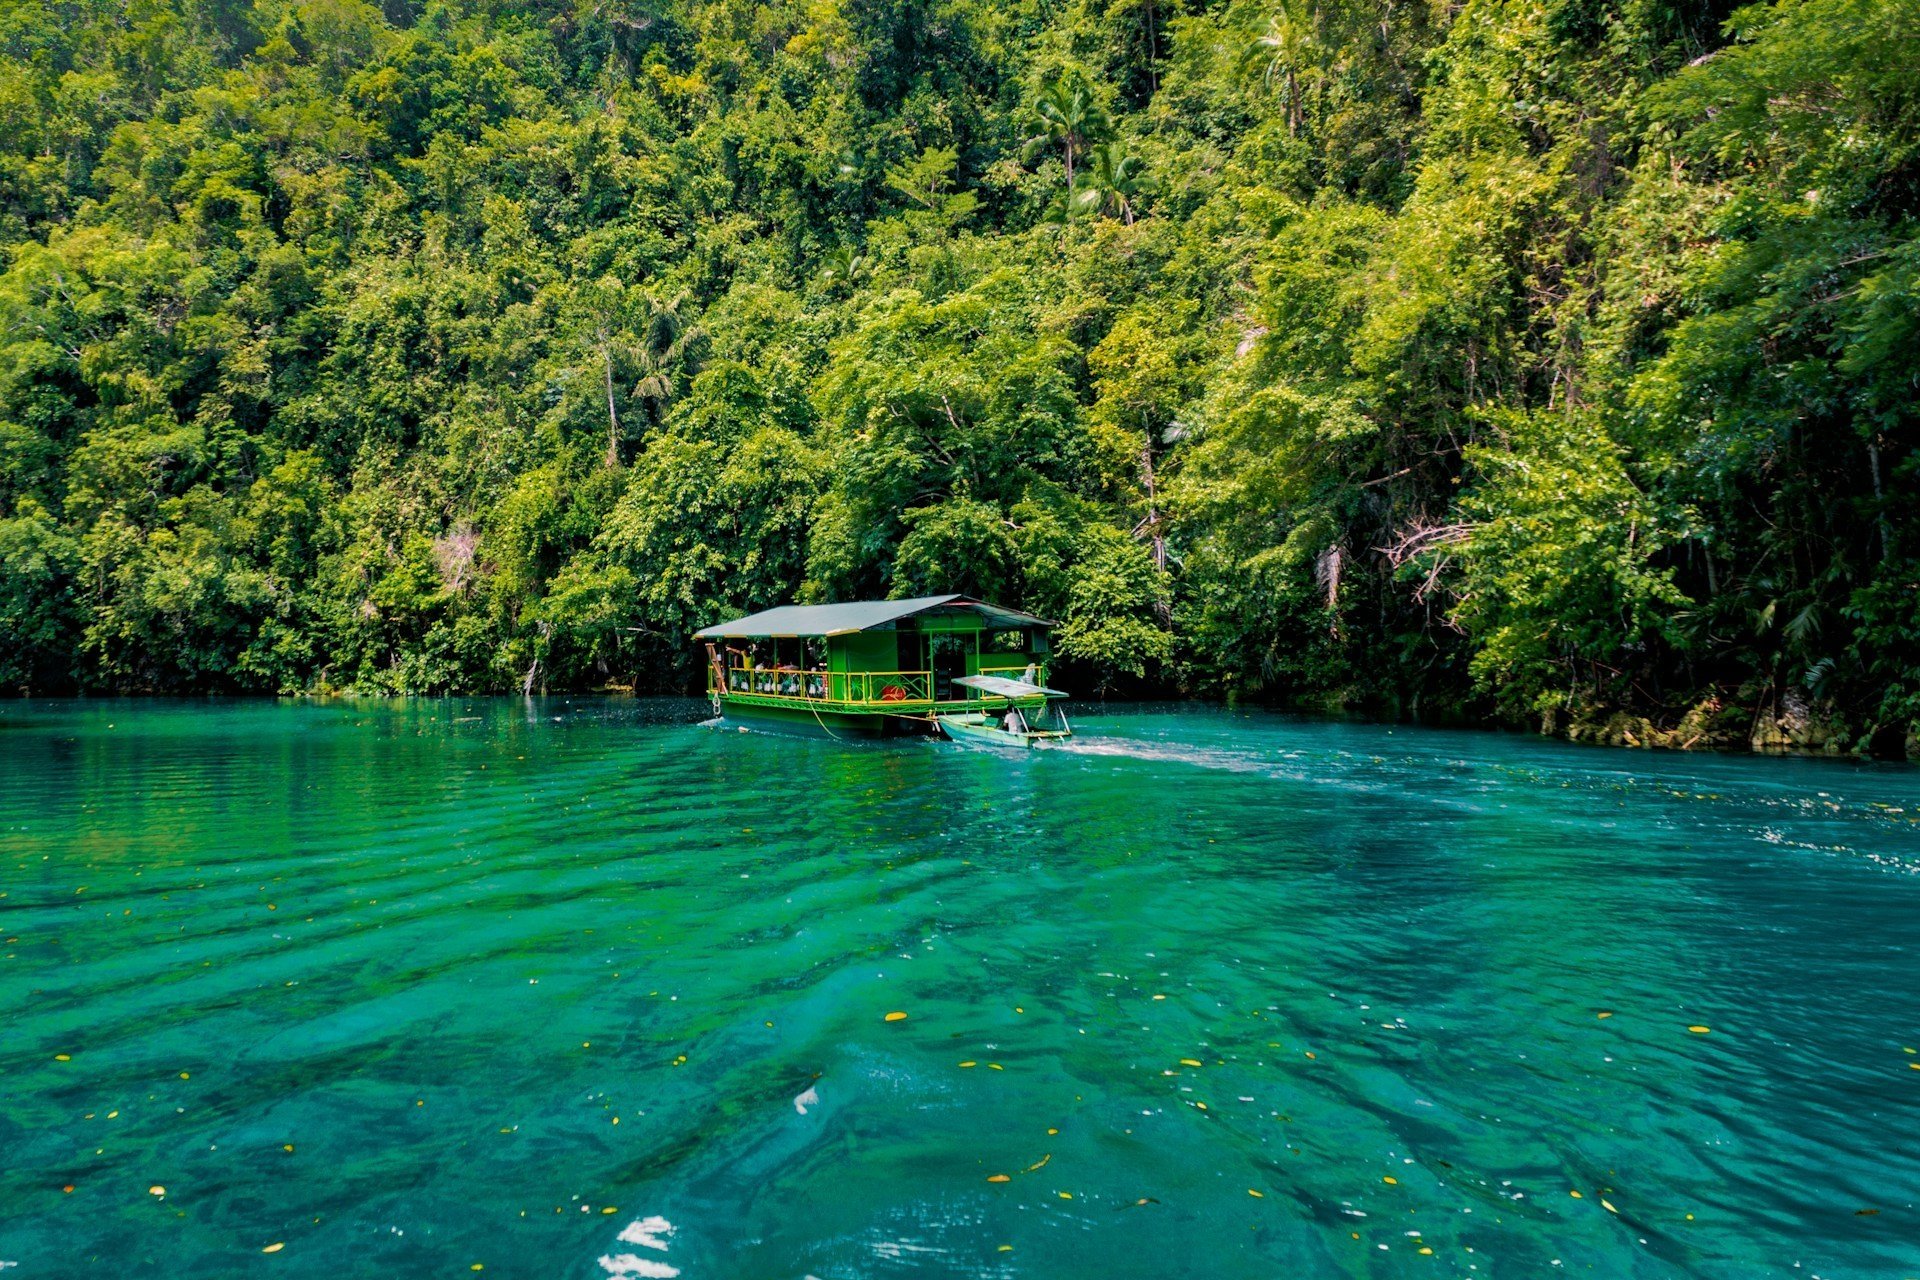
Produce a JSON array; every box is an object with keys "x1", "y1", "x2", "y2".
[{"x1": 2, "y1": 698, "x2": 1918, "y2": 1279}]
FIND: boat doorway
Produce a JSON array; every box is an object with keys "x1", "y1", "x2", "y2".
[{"x1": 928, "y1": 633, "x2": 971, "y2": 701}]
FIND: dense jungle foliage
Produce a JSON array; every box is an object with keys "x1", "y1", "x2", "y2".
[{"x1": 2, "y1": 0, "x2": 1917, "y2": 748}]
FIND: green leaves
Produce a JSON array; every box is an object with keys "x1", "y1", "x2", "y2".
[{"x1": 0, "y1": 0, "x2": 1908, "y2": 745}]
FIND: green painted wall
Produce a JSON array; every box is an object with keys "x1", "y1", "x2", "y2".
[{"x1": 830, "y1": 632, "x2": 898, "y2": 674}]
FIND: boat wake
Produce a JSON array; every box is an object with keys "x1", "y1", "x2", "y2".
[{"x1": 1047, "y1": 735, "x2": 1297, "y2": 775}]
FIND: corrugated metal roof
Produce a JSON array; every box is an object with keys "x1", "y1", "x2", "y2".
[{"x1": 694, "y1": 595, "x2": 1052, "y2": 639}]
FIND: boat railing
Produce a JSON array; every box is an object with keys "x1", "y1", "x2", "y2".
[
  {"x1": 712, "y1": 663, "x2": 933, "y2": 707},
  {"x1": 838, "y1": 670, "x2": 933, "y2": 705},
  {"x1": 710, "y1": 662, "x2": 1051, "y2": 709},
  {"x1": 965, "y1": 663, "x2": 1050, "y2": 700}
]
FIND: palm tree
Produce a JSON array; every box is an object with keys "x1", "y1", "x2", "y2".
[
  {"x1": 1021, "y1": 78, "x2": 1109, "y2": 189},
  {"x1": 1248, "y1": 2, "x2": 1321, "y2": 138},
  {"x1": 1072, "y1": 140, "x2": 1154, "y2": 225},
  {"x1": 622, "y1": 290, "x2": 704, "y2": 464}
]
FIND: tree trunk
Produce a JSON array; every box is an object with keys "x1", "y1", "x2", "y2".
[
  {"x1": 1869, "y1": 435, "x2": 1892, "y2": 562},
  {"x1": 1146, "y1": 2, "x2": 1158, "y2": 93},
  {"x1": 602, "y1": 344, "x2": 621, "y2": 469}
]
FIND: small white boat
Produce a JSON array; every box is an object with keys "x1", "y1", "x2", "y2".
[{"x1": 936, "y1": 676, "x2": 1072, "y2": 749}]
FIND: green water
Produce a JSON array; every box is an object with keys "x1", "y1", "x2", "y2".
[{"x1": 4, "y1": 700, "x2": 1919, "y2": 1279}]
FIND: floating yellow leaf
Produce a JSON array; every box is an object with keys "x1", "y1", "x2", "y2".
[
  {"x1": 885, "y1": 1012, "x2": 907, "y2": 1022},
  {"x1": 601, "y1": 1207, "x2": 617, "y2": 1215},
  {"x1": 1027, "y1": 1154, "x2": 1050, "y2": 1171},
  {"x1": 988, "y1": 1063, "x2": 1004, "y2": 1071},
  {"x1": 1596, "y1": 1012, "x2": 1612, "y2": 1019},
  {"x1": 1304, "y1": 1051, "x2": 1316, "y2": 1060},
  {"x1": 1152, "y1": 995, "x2": 1166, "y2": 1001},
  {"x1": 1194, "y1": 1102, "x2": 1207, "y2": 1110},
  {"x1": 1418, "y1": 1247, "x2": 1433, "y2": 1255},
  {"x1": 1046, "y1": 1128, "x2": 1058, "y2": 1136},
  {"x1": 987, "y1": 1174, "x2": 1010, "y2": 1183},
  {"x1": 262, "y1": 1243, "x2": 284, "y2": 1254},
  {"x1": 283, "y1": 1145, "x2": 294, "y2": 1153},
  {"x1": 54, "y1": 1054, "x2": 70, "y2": 1062},
  {"x1": 1057, "y1": 1192, "x2": 1072, "y2": 1200},
  {"x1": 1248, "y1": 1189, "x2": 1264, "y2": 1198},
  {"x1": 958, "y1": 1061, "x2": 976, "y2": 1068},
  {"x1": 1179, "y1": 1059, "x2": 1203, "y2": 1068},
  {"x1": 1688, "y1": 1026, "x2": 1711, "y2": 1035},
  {"x1": 1601, "y1": 1198, "x2": 1618, "y2": 1214},
  {"x1": 997, "y1": 1245, "x2": 1013, "y2": 1252},
  {"x1": 1382, "y1": 1176, "x2": 1398, "y2": 1185},
  {"x1": 179, "y1": 1072, "x2": 190, "y2": 1080},
  {"x1": 148, "y1": 1186, "x2": 165, "y2": 1196},
  {"x1": 1569, "y1": 1190, "x2": 1582, "y2": 1198}
]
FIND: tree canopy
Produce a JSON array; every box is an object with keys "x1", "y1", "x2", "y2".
[{"x1": 1, "y1": 0, "x2": 1916, "y2": 750}]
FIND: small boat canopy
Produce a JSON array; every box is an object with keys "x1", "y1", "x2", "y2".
[
  {"x1": 951, "y1": 674, "x2": 1063, "y2": 699},
  {"x1": 695, "y1": 595, "x2": 1053, "y2": 639}
]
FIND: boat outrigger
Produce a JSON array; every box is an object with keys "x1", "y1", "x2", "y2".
[{"x1": 694, "y1": 595, "x2": 1073, "y2": 744}]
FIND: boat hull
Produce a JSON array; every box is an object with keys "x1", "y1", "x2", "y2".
[
  {"x1": 935, "y1": 712, "x2": 1069, "y2": 749},
  {"x1": 716, "y1": 698, "x2": 933, "y2": 739}
]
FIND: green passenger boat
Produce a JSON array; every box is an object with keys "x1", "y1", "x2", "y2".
[{"x1": 694, "y1": 595, "x2": 1069, "y2": 739}]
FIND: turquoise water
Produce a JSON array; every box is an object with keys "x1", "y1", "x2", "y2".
[{"x1": 3, "y1": 700, "x2": 1919, "y2": 1279}]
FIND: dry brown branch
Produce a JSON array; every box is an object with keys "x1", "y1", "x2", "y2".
[{"x1": 1377, "y1": 520, "x2": 1472, "y2": 569}]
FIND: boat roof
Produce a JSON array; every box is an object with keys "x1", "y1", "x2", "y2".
[
  {"x1": 695, "y1": 595, "x2": 1053, "y2": 640},
  {"x1": 952, "y1": 674, "x2": 1064, "y2": 698}
]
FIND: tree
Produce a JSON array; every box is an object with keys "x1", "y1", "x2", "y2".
[
  {"x1": 1072, "y1": 139, "x2": 1153, "y2": 225},
  {"x1": 1021, "y1": 77, "x2": 1109, "y2": 190},
  {"x1": 1248, "y1": 1, "x2": 1321, "y2": 138}
]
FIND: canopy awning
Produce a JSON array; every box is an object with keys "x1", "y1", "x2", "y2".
[
  {"x1": 695, "y1": 595, "x2": 1053, "y2": 640},
  {"x1": 951, "y1": 674, "x2": 1064, "y2": 698}
]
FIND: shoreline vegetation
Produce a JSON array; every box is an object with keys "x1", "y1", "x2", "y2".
[{"x1": 1, "y1": 0, "x2": 1916, "y2": 757}]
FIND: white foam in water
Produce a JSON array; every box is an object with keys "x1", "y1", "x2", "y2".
[
  {"x1": 617, "y1": 1216, "x2": 675, "y2": 1250},
  {"x1": 600, "y1": 1216, "x2": 679, "y2": 1278},
  {"x1": 599, "y1": 1255, "x2": 679, "y2": 1279},
  {"x1": 793, "y1": 1085, "x2": 819, "y2": 1115}
]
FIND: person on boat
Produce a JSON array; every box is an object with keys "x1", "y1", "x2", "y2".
[{"x1": 1003, "y1": 707, "x2": 1022, "y2": 733}]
